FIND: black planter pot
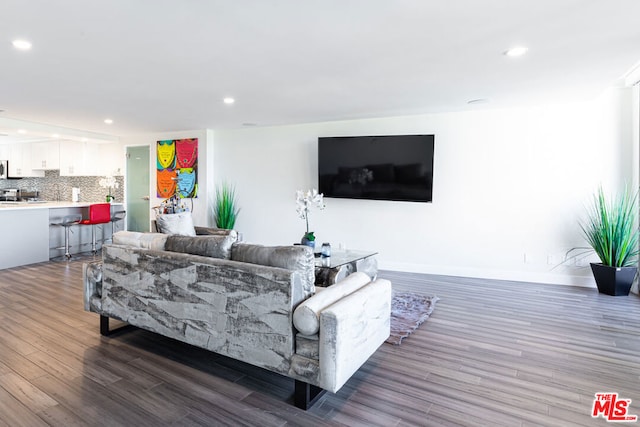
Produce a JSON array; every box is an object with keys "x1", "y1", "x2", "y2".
[{"x1": 590, "y1": 263, "x2": 637, "y2": 296}]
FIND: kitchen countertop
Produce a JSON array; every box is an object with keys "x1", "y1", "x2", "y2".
[{"x1": 0, "y1": 201, "x2": 124, "y2": 210}]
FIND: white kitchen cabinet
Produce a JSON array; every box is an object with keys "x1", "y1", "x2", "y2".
[
  {"x1": 98, "y1": 143, "x2": 124, "y2": 176},
  {"x1": 82, "y1": 143, "x2": 101, "y2": 176},
  {"x1": 0, "y1": 144, "x2": 9, "y2": 160},
  {"x1": 59, "y1": 140, "x2": 122, "y2": 176},
  {"x1": 32, "y1": 141, "x2": 60, "y2": 170},
  {"x1": 59, "y1": 140, "x2": 86, "y2": 176},
  {"x1": 9, "y1": 143, "x2": 45, "y2": 177}
]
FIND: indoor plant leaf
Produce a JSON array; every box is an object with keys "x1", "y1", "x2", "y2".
[
  {"x1": 580, "y1": 186, "x2": 639, "y2": 268},
  {"x1": 213, "y1": 182, "x2": 240, "y2": 229}
]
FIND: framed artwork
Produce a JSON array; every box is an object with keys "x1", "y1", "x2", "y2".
[{"x1": 157, "y1": 138, "x2": 198, "y2": 198}]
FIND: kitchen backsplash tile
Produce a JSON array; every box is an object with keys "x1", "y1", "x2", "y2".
[{"x1": 0, "y1": 170, "x2": 124, "y2": 202}]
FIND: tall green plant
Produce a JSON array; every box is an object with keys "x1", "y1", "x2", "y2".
[
  {"x1": 213, "y1": 182, "x2": 240, "y2": 229},
  {"x1": 580, "y1": 186, "x2": 639, "y2": 267}
]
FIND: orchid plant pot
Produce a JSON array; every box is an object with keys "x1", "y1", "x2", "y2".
[{"x1": 301, "y1": 233, "x2": 316, "y2": 249}]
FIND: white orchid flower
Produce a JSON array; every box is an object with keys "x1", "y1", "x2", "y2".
[{"x1": 296, "y1": 188, "x2": 326, "y2": 236}]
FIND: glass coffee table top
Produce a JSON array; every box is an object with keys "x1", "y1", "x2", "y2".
[{"x1": 314, "y1": 250, "x2": 378, "y2": 269}]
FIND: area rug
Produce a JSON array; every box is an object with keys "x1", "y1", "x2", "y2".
[{"x1": 386, "y1": 292, "x2": 439, "y2": 345}]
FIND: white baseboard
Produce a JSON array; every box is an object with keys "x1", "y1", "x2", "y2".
[{"x1": 380, "y1": 261, "x2": 597, "y2": 288}]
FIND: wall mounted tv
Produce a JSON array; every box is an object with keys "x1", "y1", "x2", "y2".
[{"x1": 318, "y1": 134, "x2": 434, "y2": 203}]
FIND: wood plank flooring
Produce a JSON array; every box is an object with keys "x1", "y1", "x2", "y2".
[{"x1": 0, "y1": 257, "x2": 639, "y2": 426}]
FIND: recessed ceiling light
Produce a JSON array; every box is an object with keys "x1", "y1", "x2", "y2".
[
  {"x1": 223, "y1": 97, "x2": 235, "y2": 104},
  {"x1": 51, "y1": 133, "x2": 60, "y2": 138},
  {"x1": 17, "y1": 129, "x2": 27, "y2": 134},
  {"x1": 104, "y1": 118, "x2": 113, "y2": 124},
  {"x1": 12, "y1": 39, "x2": 32, "y2": 50},
  {"x1": 81, "y1": 137, "x2": 88, "y2": 142},
  {"x1": 504, "y1": 46, "x2": 528, "y2": 57}
]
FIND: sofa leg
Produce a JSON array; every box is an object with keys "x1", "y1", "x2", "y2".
[
  {"x1": 100, "y1": 315, "x2": 134, "y2": 336},
  {"x1": 294, "y1": 380, "x2": 326, "y2": 410},
  {"x1": 100, "y1": 315, "x2": 109, "y2": 335}
]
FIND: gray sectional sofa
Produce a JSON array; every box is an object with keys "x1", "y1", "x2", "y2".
[{"x1": 83, "y1": 229, "x2": 392, "y2": 409}]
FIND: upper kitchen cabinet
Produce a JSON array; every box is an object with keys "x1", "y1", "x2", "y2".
[
  {"x1": 58, "y1": 140, "x2": 85, "y2": 176},
  {"x1": 31, "y1": 141, "x2": 60, "y2": 170},
  {"x1": 0, "y1": 144, "x2": 9, "y2": 160},
  {"x1": 9, "y1": 143, "x2": 45, "y2": 177},
  {"x1": 0, "y1": 117, "x2": 120, "y2": 176},
  {"x1": 59, "y1": 140, "x2": 123, "y2": 176},
  {"x1": 98, "y1": 142, "x2": 124, "y2": 176}
]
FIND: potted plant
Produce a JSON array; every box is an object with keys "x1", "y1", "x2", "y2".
[
  {"x1": 99, "y1": 175, "x2": 119, "y2": 203},
  {"x1": 296, "y1": 189, "x2": 325, "y2": 249},
  {"x1": 213, "y1": 182, "x2": 240, "y2": 229},
  {"x1": 581, "y1": 186, "x2": 639, "y2": 296}
]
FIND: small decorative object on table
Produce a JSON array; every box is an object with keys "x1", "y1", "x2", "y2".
[
  {"x1": 99, "y1": 175, "x2": 119, "y2": 203},
  {"x1": 321, "y1": 242, "x2": 331, "y2": 258},
  {"x1": 296, "y1": 188, "x2": 325, "y2": 250}
]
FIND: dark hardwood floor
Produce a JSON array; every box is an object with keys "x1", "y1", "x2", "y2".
[{"x1": 0, "y1": 257, "x2": 639, "y2": 426}]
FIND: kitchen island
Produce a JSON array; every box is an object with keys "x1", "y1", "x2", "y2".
[{"x1": 0, "y1": 201, "x2": 124, "y2": 269}]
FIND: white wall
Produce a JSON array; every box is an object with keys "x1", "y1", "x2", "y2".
[{"x1": 212, "y1": 86, "x2": 635, "y2": 287}]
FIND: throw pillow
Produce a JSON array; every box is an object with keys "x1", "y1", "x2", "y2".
[
  {"x1": 112, "y1": 231, "x2": 169, "y2": 251},
  {"x1": 165, "y1": 231, "x2": 238, "y2": 260},
  {"x1": 231, "y1": 243, "x2": 315, "y2": 300},
  {"x1": 155, "y1": 211, "x2": 196, "y2": 236}
]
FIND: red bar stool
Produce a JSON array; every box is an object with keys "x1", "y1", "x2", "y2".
[{"x1": 80, "y1": 203, "x2": 112, "y2": 254}]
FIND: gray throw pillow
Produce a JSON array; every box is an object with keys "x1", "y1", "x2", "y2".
[
  {"x1": 165, "y1": 231, "x2": 238, "y2": 259},
  {"x1": 231, "y1": 243, "x2": 315, "y2": 298},
  {"x1": 112, "y1": 231, "x2": 169, "y2": 251},
  {"x1": 155, "y1": 212, "x2": 196, "y2": 236}
]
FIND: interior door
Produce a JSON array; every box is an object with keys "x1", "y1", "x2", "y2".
[{"x1": 126, "y1": 145, "x2": 150, "y2": 232}]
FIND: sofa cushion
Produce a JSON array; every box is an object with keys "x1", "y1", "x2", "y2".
[
  {"x1": 112, "y1": 231, "x2": 168, "y2": 251},
  {"x1": 155, "y1": 212, "x2": 196, "y2": 236},
  {"x1": 231, "y1": 243, "x2": 315, "y2": 300},
  {"x1": 293, "y1": 272, "x2": 371, "y2": 335},
  {"x1": 165, "y1": 231, "x2": 238, "y2": 259}
]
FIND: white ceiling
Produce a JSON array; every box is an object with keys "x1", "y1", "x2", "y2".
[{"x1": 1, "y1": 0, "x2": 640, "y2": 139}]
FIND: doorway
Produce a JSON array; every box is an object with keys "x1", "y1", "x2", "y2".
[{"x1": 126, "y1": 145, "x2": 150, "y2": 232}]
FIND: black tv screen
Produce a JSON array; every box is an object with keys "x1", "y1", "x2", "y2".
[{"x1": 318, "y1": 134, "x2": 434, "y2": 202}]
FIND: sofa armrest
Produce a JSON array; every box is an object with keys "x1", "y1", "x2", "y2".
[{"x1": 318, "y1": 278, "x2": 392, "y2": 392}]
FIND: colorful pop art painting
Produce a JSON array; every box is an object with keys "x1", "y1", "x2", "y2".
[{"x1": 156, "y1": 138, "x2": 198, "y2": 198}]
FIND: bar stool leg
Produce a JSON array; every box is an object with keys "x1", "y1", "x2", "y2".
[
  {"x1": 110, "y1": 221, "x2": 117, "y2": 243},
  {"x1": 64, "y1": 225, "x2": 72, "y2": 259},
  {"x1": 91, "y1": 224, "x2": 97, "y2": 254}
]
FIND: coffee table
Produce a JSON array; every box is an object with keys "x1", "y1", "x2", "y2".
[{"x1": 314, "y1": 249, "x2": 378, "y2": 286}]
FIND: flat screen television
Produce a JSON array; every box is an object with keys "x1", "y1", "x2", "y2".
[{"x1": 318, "y1": 134, "x2": 434, "y2": 202}]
